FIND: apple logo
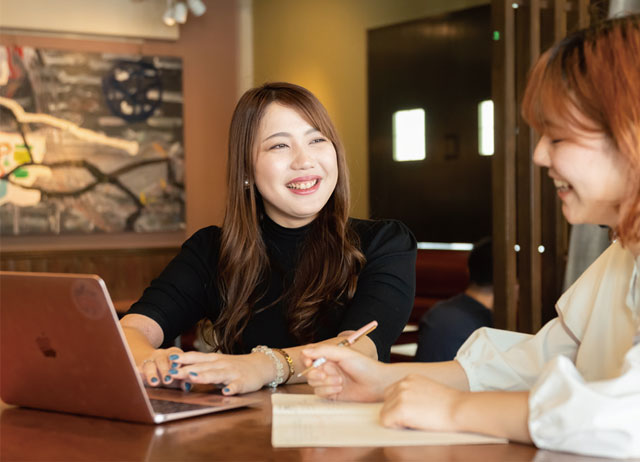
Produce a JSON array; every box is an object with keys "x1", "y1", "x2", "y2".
[{"x1": 36, "y1": 334, "x2": 57, "y2": 358}]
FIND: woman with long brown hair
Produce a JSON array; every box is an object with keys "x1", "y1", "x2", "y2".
[
  {"x1": 303, "y1": 15, "x2": 640, "y2": 459},
  {"x1": 120, "y1": 82, "x2": 416, "y2": 395}
]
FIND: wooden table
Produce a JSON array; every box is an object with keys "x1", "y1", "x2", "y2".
[{"x1": 0, "y1": 385, "x2": 625, "y2": 461}]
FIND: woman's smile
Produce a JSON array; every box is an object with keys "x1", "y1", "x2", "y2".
[{"x1": 286, "y1": 176, "x2": 321, "y2": 194}]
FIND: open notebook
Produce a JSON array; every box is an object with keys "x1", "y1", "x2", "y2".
[{"x1": 271, "y1": 393, "x2": 507, "y2": 448}]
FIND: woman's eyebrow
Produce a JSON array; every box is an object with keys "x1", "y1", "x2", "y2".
[
  {"x1": 263, "y1": 127, "x2": 319, "y2": 142},
  {"x1": 263, "y1": 131, "x2": 291, "y2": 142}
]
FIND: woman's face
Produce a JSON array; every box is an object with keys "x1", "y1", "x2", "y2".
[
  {"x1": 533, "y1": 119, "x2": 631, "y2": 228},
  {"x1": 252, "y1": 102, "x2": 338, "y2": 228}
]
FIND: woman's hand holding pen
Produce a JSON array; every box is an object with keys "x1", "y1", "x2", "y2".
[
  {"x1": 302, "y1": 345, "x2": 389, "y2": 402},
  {"x1": 303, "y1": 348, "x2": 470, "y2": 433}
]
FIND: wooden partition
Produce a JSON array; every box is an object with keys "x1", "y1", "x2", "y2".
[{"x1": 491, "y1": 0, "x2": 595, "y2": 333}]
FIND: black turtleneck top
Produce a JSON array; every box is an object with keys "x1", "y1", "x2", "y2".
[{"x1": 127, "y1": 216, "x2": 416, "y2": 362}]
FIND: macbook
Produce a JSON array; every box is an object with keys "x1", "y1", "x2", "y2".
[{"x1": 0, "y1": 271, "x2": 258, "y2": 423}]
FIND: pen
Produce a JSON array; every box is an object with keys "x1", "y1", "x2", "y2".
[{"x1": 298, "y1": 320, "x2": 378, "y2": 377}]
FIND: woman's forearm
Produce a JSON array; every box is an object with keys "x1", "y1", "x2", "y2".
[
  {"x1": 120, "y1": 314, "x2": 164, "y2": 364},
  {"x1": 454, "y1": 391, "x2": 531, "y2": 443},
  {"x1": 383, "y1": 360, "x2": 471, "y2": 391}
]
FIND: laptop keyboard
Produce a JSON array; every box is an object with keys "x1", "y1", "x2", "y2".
[{"x1": 149, "y1": 399, "x2": 214, "y2": 415}]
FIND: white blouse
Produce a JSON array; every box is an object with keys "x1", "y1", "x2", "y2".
[{"x1": 456, "y1": 241, "x2": 640, "y2": 459}]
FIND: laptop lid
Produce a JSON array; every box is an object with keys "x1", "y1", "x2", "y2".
[{"x1": 0, "y1": 271, "x2": 256, "y2": 424}]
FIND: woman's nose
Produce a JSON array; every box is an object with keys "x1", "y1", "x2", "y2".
[
  {"x1": 533, "y1": 136, "x2": 551, "y2": 167},
  {"x1": 291, "y1": 146, "x2": 314, "y2": 169}
]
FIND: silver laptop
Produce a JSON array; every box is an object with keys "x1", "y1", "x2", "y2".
[{"x1": 0, "y1": 271, "x2": 258, "y2": 424}]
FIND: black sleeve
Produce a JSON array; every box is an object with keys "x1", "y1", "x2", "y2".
[
  {"x1": 338, "y1": 219, "x2": 417, "y2": 362},
  {"x1": 126, "y1": 226, "x2": 220, "y2": 347}
]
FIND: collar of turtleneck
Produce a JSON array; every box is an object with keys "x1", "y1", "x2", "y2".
[
  {"x1": 260, "y1": 213, "x2": 315, "y2": 272},
  {"x1": 260, "y1": 213, "x2": 314, "y2": 240}
]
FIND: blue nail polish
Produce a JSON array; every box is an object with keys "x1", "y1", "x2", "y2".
[
  {"x1": 169, "y1": 354, "x2": 179, "y2": 360},
  {"x1": 189, "y1": 371, "x2": 198, "y2": 377},
  {"x1": 223, "y1": 387, "x2": 230, "y2": 393},
  {"x1": 165, "y1": 375, "x2": 172, "y2": 382},
  {"x1": 150, "y1": 377, "x2": 158, "y2": 383},
  {"x1": 171, "y1": 362, "x2": 178, "y2": 368},
  {"x1": 184, "y1": 383, "x2": 192, "y2": 392},
  {"x1": 169, "y1": 368, "x2": 178, "y2": 374}
]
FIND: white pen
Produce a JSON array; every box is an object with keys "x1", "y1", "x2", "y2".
[{"x1": 298, "y1": 320, "x2": 378, "y2": 377}]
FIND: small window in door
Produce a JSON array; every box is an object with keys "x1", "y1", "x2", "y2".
[
  {"x1": 478, "y1": 100, "x2": 494, "y2": 156},
  {"x1": 392, "y1": 108, "x2": 425, "y2": 162}
]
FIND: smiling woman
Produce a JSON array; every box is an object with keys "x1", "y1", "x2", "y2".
[
  {"x1": 302, "y1": 15, "x2": 640, "y2": 460},
  {"x1": 118, "y1": 82, "x2": 417, "y2": 396}
]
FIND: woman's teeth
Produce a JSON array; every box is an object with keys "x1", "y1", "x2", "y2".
[
  {"x1": 287, "y1": 179, "x2": 318, "y2": 190},
  {"x1": 554, "y1": 179, "x2": 571, "y2": 191}
]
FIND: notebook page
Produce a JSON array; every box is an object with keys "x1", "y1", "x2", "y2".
[{"x1": 271, "y1": 393, "x2": 507, "y2": 448}]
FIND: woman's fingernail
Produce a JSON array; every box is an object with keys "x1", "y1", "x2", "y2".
[
  {"x1": 171, "y1": 362, "x2": 178, "y2": 368},
  {"x1": 164, "y1": 375, "x2": 172, "y2": 382},
  {"x1": 184, "y1": 383, "x2": 192, "y2": 392},
  {"x1": 150, "y1": 377, "x2": 158, "y2": 383},
  {"x1": 189, "y1": 371, "x2": 198, "y2": 377},
  {"x1": 169, "y1": 369, "x2": 178, "y2": 375},
  {"x1": 223, "y1": 387, "x2": 230, "y2": 393},
  {"x1": 169, "y1": 354, "x2": 179, "y2": 360}
]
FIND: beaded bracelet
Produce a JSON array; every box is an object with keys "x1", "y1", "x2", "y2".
[
  {"x1": 272, "y1": 347, "x2": 294, "y2": 384},
  {"x1": 251, "y1": 345, "x2": 284, "y2": 388}
]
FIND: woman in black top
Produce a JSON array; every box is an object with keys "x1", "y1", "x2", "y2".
[{"x1": 120, "y1": 82, "x2": 416, "y2": 395}]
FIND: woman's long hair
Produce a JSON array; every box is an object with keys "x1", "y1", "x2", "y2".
[
  {"x1": 521, "y1": 15, "x2": 640, "y2": 245},
  {"x1": 201, "y1": 82, "x2": 365, "y2": 353}
]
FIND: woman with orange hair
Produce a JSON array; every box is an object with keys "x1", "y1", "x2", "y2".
[
  {"x1": 120, "y1": 82, "x2": 416, "y2": 395},
  {"x1": 303, "y1": 15, "x2": 640, "y2": 459}
]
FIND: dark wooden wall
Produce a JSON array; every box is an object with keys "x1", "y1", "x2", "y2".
[
  {"x1": 368, "y1": 5, "x2": 492, "y2": 243},
  {"x1": 0, "y1": 248, "x2": 179, "y2": 312}
]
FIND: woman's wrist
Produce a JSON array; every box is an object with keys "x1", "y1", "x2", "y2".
[
  {"x1": 250, "y1": 346, "x2": 283, "y2": 387},
  {"x1": 448, "y1": 390, "x2": 470, "y2": 433},
  {"x1": 370, "y1": 362, "x2": 397, "y2": 399}
]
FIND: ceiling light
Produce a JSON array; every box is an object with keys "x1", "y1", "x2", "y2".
[
  {"x1": 163, "y1": 0, "x2": 176, "y2": 26},
  {"x1": 173, "y1": 1, "x2": 188, "y2": 24},
  {"x1": 187, "y1": 0, "x2": 206, "y2": 16}
]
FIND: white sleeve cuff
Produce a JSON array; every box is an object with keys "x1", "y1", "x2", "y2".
[
  {"x1": 455, "y1": 327, "x2": 538, "y2": 391},
  {"x1": 529, "y1": 354, "x2": 640, "y2": 459}
]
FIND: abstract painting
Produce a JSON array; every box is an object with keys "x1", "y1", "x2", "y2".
[{"x1": 0, "y1": 46, "x2": 184, "y2": 236}]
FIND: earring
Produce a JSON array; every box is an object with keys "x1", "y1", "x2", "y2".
[{"x1": 243, "y1": 178, "x2": 250, "y2": 189}]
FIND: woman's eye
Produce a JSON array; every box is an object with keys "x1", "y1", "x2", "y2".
[
  {"x1": 551, "y1": 139, "x2": 563, "y2": 144},
  {"x1": 269, "y1": 143, "x2": 288, "y2": 150},
  {"x1": 310, "y1": 137, "x2": 327, "y2": 144}
]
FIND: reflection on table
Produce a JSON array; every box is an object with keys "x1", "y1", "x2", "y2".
[{"x1": 0, "y1": 384, "x2": 626, "y2": 462}]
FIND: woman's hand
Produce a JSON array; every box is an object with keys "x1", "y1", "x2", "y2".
[
  {"x1": 138, "y1": 346, "x2": 186, "y2": 389},
  {"x1": 380, "y1": 374, "x2": 463, "y2": 432},
  {"x1": 302, "y1": 345, "x2": 388, "y2": 402},
  {"x1": 167, "y1": 351, "x2": 277, "y2": 395}
]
